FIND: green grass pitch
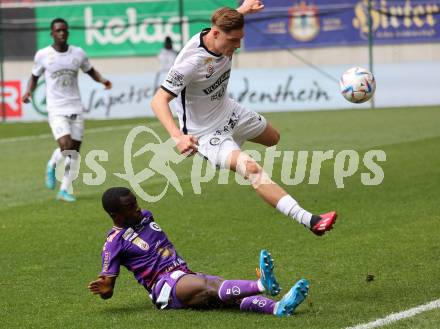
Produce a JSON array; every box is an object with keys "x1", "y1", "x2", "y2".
[{"x1": 1, "y1": 106, "x2": 439, "y2": 329}]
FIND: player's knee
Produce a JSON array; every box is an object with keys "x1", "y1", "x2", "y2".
[
  {"x1": 267, "y1": 129, "x2": 280, "y2": 146},
  {"x1": 206, "y1": 278, "x2": 222, "y2": 298},
  {"x1": 236, "y1": 157, "x2": 262, "y2": 179},
  {"x1": 60, "y1": 143, "x2": 70, "y2": 152},
  {"x1": 59, "y1": 139, "x2": 74, "y2": 151},
  {"x1": 244, "y1": 160, "x2": 273, "y2": 188},
  {"x1": 197, "y1": 277, "x2": 221, "y2": 302},
  {"x1": 245, "y1": 160, "x2": 261, "y2": 176},
  {"x1": 234, "y1": 155, "x2": 266, "y2": 184}
]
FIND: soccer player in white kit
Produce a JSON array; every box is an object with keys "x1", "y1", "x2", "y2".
[
  {"x1": 151, "y1": 0, "x2": 337, "y2": 236},
  {"x1": 22, "y1": 18, "x2": 112, "y2": 202},
  {"x1": 154, "y1": 36, "x2": 179, "y2": 90}
]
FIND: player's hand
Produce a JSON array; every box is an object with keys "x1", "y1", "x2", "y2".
[
  {"x1": 88, "y1": 277, "x2": 113, "y2": 296},
  {"x1": 22, "y1": 92, "x2": 31, "y2": 103},
  {"x1": 103, "y1": 80, "x2": 112, "y2": 90},
  {"x1": 173, "y1": 134, "x2": 198, "y2": 156},
  {"x1": 238, "y1": 0, "x2": 264, "y2": 14}
]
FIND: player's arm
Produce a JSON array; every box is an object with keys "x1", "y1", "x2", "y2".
[
  {"x1": 237, "y1": 0, "x2": 264, "y2": 15},
  {"x1": 86, "y1": 68, "x2": 112, "y2": 89},
  {"x1": 88, "y1": 275, "x2": 116, "y2": 299},
  {"x1": 22, "y1": 75, "x2": 39, "y2": 103},
  {"x1": 151, "y1": 88, "x2": 198, "y2": 155}
]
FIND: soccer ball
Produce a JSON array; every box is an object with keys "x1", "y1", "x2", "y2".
[{"x1": 340, "y1": 67, "x2": 376, "y2": 103}]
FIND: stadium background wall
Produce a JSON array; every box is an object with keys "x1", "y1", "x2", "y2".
[{"x1": 1, "y1": 0, "x2": 440, "y2": 122}]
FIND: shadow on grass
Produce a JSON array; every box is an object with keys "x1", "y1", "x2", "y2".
[
  {"x1": 99, "y1": 300, "x2": 311, "y2": 318},
  {"x1": 99, "y1": 299, "x2": 244, "y2": 315},
  {"x1": 101, "y1": 301, "x2": 152, "y2": 315}
]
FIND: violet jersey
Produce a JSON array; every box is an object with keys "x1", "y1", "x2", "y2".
[
  {"x1": 100, "y1": 210, "x2": 191, "y2": 293},
  {"x1": 31, "y1": 45, "x2": 92, "y2": 115},
  {"x1": 161, "y1": 28, "x2": 239, "y2": 137}
]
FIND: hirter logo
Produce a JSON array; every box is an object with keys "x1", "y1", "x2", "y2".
[
  {"x1": 1, "y1": 81, "x2": 22, "y2": 118},
  {"x1": 288, "y1": 1, "x2": 320, "y2": 42}
]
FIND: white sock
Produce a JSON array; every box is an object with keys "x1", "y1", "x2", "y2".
[
  {"x1": 257, "y1": 279, "x2": 265, "y2": 292},
  {"x1": 276, "y1": 195, "x2": 313, "y2": 228},
  {"x1": 48, "y1": 148, "x2": 63, "y2": 168},
  {"x1": 60, "y1": 155, "x2": 79, "y2": 193}
]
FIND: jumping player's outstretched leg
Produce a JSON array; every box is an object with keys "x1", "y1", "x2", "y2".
[{"x1": 227, "y1": 149, "x2": 337, "y2": 236}]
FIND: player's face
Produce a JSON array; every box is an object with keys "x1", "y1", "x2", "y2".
[
  {"x1": 215, "y1": 28, "x2": 243, "y2": 57},
  {"x1": 117, "y1": 193, "x2": 143, "y2": 227},
  {"x1": 51, "y1": 22, "x2": 69, "y2": 45}
]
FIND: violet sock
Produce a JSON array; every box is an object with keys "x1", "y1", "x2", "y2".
[
  {"x1": 240, "y1": 296, "x2": 276, "y2": 315},
  {"x1": 218, "y1": 280, "x2": 260, "y2": 302}
]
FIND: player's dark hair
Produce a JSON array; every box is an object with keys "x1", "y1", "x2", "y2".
[
  {"x1": 164, "y1": 36, "x2": 173, "y2": 50},
  {"x1": 211, "y1": 7, "x2": 244, "y2": 32},
  {"x1": 50, "y1": 18, "x2": 68, "y2": 30},
  {"x1": 102, "y1": 187, "x2": 131, "y2": 214}
]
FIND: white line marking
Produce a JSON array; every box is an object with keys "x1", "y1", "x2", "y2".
[
  {"x1": 345, "y1": 298, "x2": 440, "y2": 329},
  {"x1": 0, "y1": 122, "x2": 160, "y2": 144}
]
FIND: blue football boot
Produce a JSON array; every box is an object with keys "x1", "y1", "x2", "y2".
[
  {"x1": 258, "y1": 249, "x2": 281, "y2": 296},
  {"x1": 45, "y1": 162, "x2": 56, "y2": 190},
  {"x1": 57, "y1": 189, "x2": 76, "y2": 202},
  {"x1": 274, "y1": 279, "x2": 309, "y2": 317}
]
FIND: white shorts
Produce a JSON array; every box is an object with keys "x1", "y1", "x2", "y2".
[
  {"x1": 48, "y1": 113, "x2": 84, "y2": 141},
  {"x1": 197, "y1": 104, "x2": 267, "y2": 168}
]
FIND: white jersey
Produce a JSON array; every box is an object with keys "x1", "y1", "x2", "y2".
[
  {"x1": 32, "y1": 45, "x2": 92, "y2": 115},
  {"x1": 161, "y1": 29, "x2": 237, "y2": 137}
]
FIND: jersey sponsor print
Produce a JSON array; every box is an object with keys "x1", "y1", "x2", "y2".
[{"x1": 100, "y1": 210, "x2": 190, "y2": 292}]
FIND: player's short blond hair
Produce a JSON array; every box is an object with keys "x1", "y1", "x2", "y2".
[{"x1": 211, "y1": 7, "x2": 244, "y2": 32}]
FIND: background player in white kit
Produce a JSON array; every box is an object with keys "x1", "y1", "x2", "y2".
[
  {"x1": 154, "y1": 36, "x2": 179, "y2": 90},
  {"x1": 151, "y1": 0, "x2": 338, "y2": 236},
  {"x1": 22, "y1": 18, "x2": 112, "y2": 202}
]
